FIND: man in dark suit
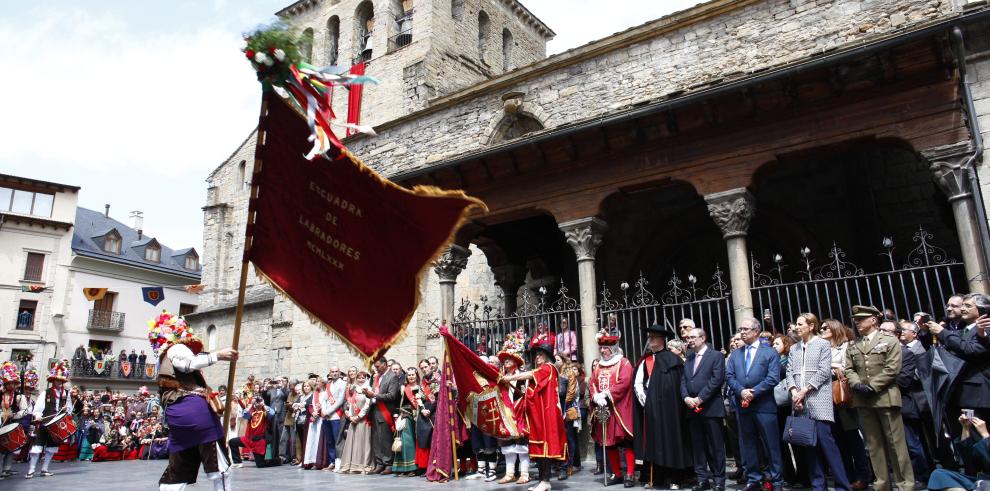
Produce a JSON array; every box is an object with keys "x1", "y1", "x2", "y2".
[
  {"x1": 725, "y1": 318, "x2": 782, "y2": 491},
  {"x1": 366, "y1": 356, "x2": 401, "y2": 474},
  {"x1": 266, "y1": 377, "x2": 288, "y2": 463},
  {"x1": 928, "y1": 293, "x2": 990, "y2": 439},
  {"x1": 681, "y1": 328, "x2": 726, "y2": 491}
]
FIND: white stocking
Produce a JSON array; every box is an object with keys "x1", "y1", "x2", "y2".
[
  {"x1": 2, "y1": 453, "x2": 13, "y2": 471},
  {"x1": 40, "y1": 447, "x2": 56, "y2": 472},
  {"x1": 504, "y1": 452, "x2": 518, "y2": 475},
  {"x1": 519, "y1": 453, "x2": 531, "y2": 475},
  {"x1": 28, "y1": 446, "x2": 42, "y2": 474},
  {"x1": 206, "y1": 471, "x2": 232, "y2": 491},
  {"x1": 159, "y1": 484, "x2": 187, "y2": 491}
]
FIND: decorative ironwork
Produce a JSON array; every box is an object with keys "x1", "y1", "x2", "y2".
[
  {"x1": 706, "y1": 265, "x2": 729, "y2": 299},
  {"x1": 750, "y1": 253, "x2": 778, "y2": 287},
  {"x1": 597, "y1": 281, "x2": 620, "y2": 311},
  {"x1": 87, "y1": 310, "x2": 125, "y2": 332},
  {"x1": 811, "y1": 243, "x2": 863, "y2": 280},
  {"x1": 881, "y1": 237, "x2": 896, "y2": 271},
  {"x1": 631, "y1": 272, "x2": 657, "y2": 307},
  {"x1": 660, "y1": 270, "x2": 692, "y2": 305},
  {"x1": 550, "y1": 285, "x2": 579, "y2": 311},
  {"x1": 904, "y1": 226, "x2": 955, "y2": 268}
]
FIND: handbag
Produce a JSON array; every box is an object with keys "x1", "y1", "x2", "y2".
[
  {"x1": 832, "y1": 371, "x2": 851, "y2": 407},
  {"x1": 782, "y1": 414, "x2": 817, "y2": 447},
  {"x1": 773, "y1": 379, "x2": 791, "y2": 407}
]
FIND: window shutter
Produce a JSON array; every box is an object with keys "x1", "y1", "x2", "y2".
[{"x1": 23, "y1": 252, "x2": 44, "y2": 282}]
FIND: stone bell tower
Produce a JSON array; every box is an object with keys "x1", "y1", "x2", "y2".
[{"x1": 277, "y1": 0, "x2": 554, "y2": 128}]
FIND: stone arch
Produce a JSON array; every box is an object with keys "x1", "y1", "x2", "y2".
[
  {"x1": 326, "y1": 16, "x2": 340, "y2": 65},
  {"x1": 487, "y1": 112, "x2": 543, "y2": 144},
  {"x1": 207, "y1": 325, "x2": 217, "y2": 350},
  {"x1": 354, "y1": 0, "x2": 374, "y2": 62},
  {"x1": 477, "y1": 11, "x2": 490, "y2": 62},
  {"x1": 502, "y1": 28, "x2": 513, "y2": 72},
  {"x1": 299, "y1": 27, "x2": 314, "y2": 63}
]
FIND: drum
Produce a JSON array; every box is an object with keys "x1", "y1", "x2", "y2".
[
  {"x1": 42, "y1": 413, "x2": 76, "y2": 443},
  {"x1": 0, "y1": 423, "x2": 27, "y2": 452}
]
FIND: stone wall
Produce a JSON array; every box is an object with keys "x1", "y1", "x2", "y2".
[
  {"x1": 344, "y1": 0, "x2": 957, "y2": 176},
  {"x1": 281, "y1": 0, "x2": 550, "y2": 127},
  {"x1": 969, "y1": 20, "x2": 990, "y2": 239}
]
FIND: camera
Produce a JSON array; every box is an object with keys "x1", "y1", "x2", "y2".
[
  {"x1": 918, "y1": 313, "x2": 931, "y2": 325},
  {"x1": 963, "y1": 409, "x2": 975, "y2": 419}
]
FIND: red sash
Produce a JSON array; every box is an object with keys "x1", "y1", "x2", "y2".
[
  {"x1": 374, "y1": 374, "x2": 395, "y2": 432},
  {"x1": 326, "y1": 382, "x2": 344, "y2": 418}
]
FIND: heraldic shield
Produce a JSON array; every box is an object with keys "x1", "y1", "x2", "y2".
[
  {"x1": 93, "y1": 360, "x2": 106, "y2": 375},
  {"x1": 121, "y1": 361, "x2": 132, "y2": 377}
]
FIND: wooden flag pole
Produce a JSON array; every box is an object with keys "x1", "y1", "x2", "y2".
[
  {"x1": 221, "y1": 259, "x2": 250, "y2": 440},
  {"x1": 221, "y1": 100, "x2": 266, "y2": 440}
]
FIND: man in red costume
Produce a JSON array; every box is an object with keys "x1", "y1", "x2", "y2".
[
  {"x1": 502, "y1": 342, "x2": 566, "y2": 491},
  {"x1": 227, "y1": 395, "x2": 277, "y2": 468},
  {"x1": 591, "y1": 329, "x2": 636, "y2": 487}
]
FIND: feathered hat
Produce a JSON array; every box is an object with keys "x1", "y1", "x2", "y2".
[
  {"x1": 0, "y1": 361, "x2": 19, "y2": 385},
  {"x1": 23, "y1": 368, "x2": 39, "y2": 391},
  {"x1": 148, "y1": 310, "x2": 203, "y2": 357},
  {"x1": 48, "y1": 360, "x2": 70, "y2": 382}
]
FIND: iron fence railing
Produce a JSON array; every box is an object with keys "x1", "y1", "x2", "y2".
[
  {"x1": 71, "y1": 357, "x2": 156, "y2": 380},
  {"x1": 599, "y1": 267, "x2": 735, "y2": 353},
  {"x1": 751, "y1": 226, "x2": 964, "y2": 331},
  {"x1": 451, "y1": 285, "x2": 581, "y2": 361},
  {"x1": 87, "y1": 309, "x2": 125, "y2": 331}
]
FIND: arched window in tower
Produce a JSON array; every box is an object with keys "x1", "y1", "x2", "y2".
[
  {"x1": 478, "y1": 11, "x2": 490, "y2": 63},
  {"x1": 300, "y1": 28, "x2": 315, "y2": 63},
  {"x1": 502, "y1": 28, "x2": 513, "y2": 72},
  {"x1": 490, "y1": 113, "x2": 544, "y2": 144},
  {"x1": 355, "y1": 1, "x2": 375, "y2": 62},
  {"x1": 451, "y1": 0, "x2": 464, "y2": 20},
  {"x1": 388, "y1": 0, "x2": 413, "y2": 52},
  {"x1": 207, "y1": 325, "x2": 217, "y2": 350},
  {"x1": 326, "y1": 16, "x2": 340, "y2": 65},
  {"x1": 237, "y1": 160, "x2": 247, "y2": 191}
]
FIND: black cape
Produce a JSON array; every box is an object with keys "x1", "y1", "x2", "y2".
[{"x1": 634, "y1": 350, "x2": 691, "y2": 469}]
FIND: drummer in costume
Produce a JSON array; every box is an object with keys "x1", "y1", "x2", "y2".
[
  {"x1": 26, "y1": 360, "x2": 71, "y2": 478},
  {"x1": 634, "y1": 325, "x2": 691, "y2": 489},
  {"x1": 149, "y1": 311, "x2": 238, "y2": 491},
  {"x1": 591, "y1": 329, "x2": 637, "y2": 487},
  {"x1": 501, "y1": 342, "x2": 567, "y2": 491},
  {"x1": 1, "y1": 362, "x2": 27, "y2": 478},
  {"x1": 497, "y1": 334, "x2": 531, "y2": 485},
  {"x1": 16, "y1": 368, "x2": 39, "y2": 463}
]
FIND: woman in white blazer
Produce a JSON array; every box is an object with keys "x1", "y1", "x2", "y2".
[{"x1": 787, "y1": 313, "x2": 851, "y2": 491}]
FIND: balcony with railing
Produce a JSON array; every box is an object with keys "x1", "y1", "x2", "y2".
[{"x1": 87, "y1": 309, "x2": 125, "y2": 332}]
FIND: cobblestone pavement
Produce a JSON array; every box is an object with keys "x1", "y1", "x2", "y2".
[{"x1": 0, "y1": 459, "x2": 750, "y2": 491}]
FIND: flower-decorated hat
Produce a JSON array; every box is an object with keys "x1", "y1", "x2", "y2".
[
  {"x1": 148, "y1": 311, "x2": 203, "y2": 357},
  {"x1": 497, "y1": 331, "x2": 526, "y2": 367},
  {"x1": 0, "y1": 361, "x2": 19, "y2": 385},
  {"x1": 48, "y1": 360, "x2": 70, "y2": 382},
  {"x1": 23, "y1": 368, "x2": 39, "y2": 391}
]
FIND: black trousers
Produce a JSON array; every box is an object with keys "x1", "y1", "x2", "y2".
[
  {"x1": 537, "y1": 458, "x2": 553, "y2": 481},
  {"x1": 159, "y1": 440, "x2": 227, "y2": 485},
  {"x1": 227, "y1": 437, "x2": 279, "y2": 467},
  {"x1": 689, "y1": 416, "x2": 727, "y2": 487}
]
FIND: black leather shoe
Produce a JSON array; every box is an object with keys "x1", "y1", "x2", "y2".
[
  {"x1": 593, "y1": 465, "x2": 605, "y2": 476},
  {"x1": 625, "y1": 476, "x2": 637, "y2": 488},
  {"x1": 692, "y1": 480, "x2": 712, "y2": 491},
  {"x1": 559, "y1": 469, "x2": 568, "y2": 481},
  {"x1": 713, "y1": 486, "x2": 725, "y2": 491},
  {"x1": 743, "y1": 484, "x2": 763, "y2": 491},
  {"x1": 606, "y1": 474, "x2": 624, "y2": 486}
]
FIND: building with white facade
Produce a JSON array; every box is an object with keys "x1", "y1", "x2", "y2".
[{"x1": 0, "y1": 174, "x2": 79, "y2": 387}]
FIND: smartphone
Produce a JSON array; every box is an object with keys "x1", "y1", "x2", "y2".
[
  {"x1": 918, "y1": 314, "x2": 931, "y2": 325},
  {"x1": 963, "y1": 408, "x2": 975, "y2": 419}
]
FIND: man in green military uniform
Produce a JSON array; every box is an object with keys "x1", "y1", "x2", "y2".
[{"x1": 844, "y1": 305, "x2": 914, "y2": 491}]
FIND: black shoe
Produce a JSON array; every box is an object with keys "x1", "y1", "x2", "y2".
[
  {"x1": 625, "y1": 476, "x2": 637, "y2": 488},
  {"x1": 692, "y1": 481, "x2": 712, "y2": 491},
  {"x1": 607, "y1": 474, "x2": 624, "y2": 486},
  {"x1": 559, "y1": 469, "x2": 568, "y2": 481},
  {"x1": 743, "y1": 484, "x2": 763, "y2": 491},
  {"x1": 593, "y1": 465, "x2": 605, "y2": 476},
  {"x1": 713, "y1": 487, "x2": 725, "y2": 491}
]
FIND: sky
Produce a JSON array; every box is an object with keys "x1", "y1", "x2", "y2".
[{"x1": 0, "y1": 0, "x2": 700, "y2": 253}]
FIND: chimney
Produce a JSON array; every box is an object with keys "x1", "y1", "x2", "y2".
[
  {"x1": 130, "y1": 211, "x2": 144, "y2": 240},
  {"x1": 104, "y1": 204, "x2": 110, "y2": 217}
]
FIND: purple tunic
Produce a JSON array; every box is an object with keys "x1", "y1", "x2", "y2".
[{"x1": 165, "y1": 395, "x2": 223, "y2": 453}]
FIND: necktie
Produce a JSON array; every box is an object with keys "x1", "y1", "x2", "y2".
[
  {"x1": 693, "y1": 353, "x2": 702, "y2": 375},
  {"x1": 745, "y1": 346, "x2": 754, "y2": 373}
]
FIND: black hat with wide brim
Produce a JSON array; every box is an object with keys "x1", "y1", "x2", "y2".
[
  {"x1": 530, "y1": 343, "x2": 555, "y2": 361},
  {"x1": 644, "y1": 324, "x2": 676, "y2": 339}
]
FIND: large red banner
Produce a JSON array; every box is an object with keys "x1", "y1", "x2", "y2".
[{"x1": 248, "y1": 94, "x2": 485, "y2": 361}]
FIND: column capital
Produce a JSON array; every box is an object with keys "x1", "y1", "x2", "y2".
[
  {"x1": 433, "y1": 244, "x2": 471, "y2": 282},
  {"x1": 921, "y1": 142, "x2": 976, "y2": 203},
  {"x1": 705, "y1": 188, "x2": 755, "y2": 239},
  {"x1": 559, "y1": 217, "x2": 608, "y2": 262}
]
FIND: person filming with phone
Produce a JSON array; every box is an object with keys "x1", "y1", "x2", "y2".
[
  {"x1": 927, "y1": 293, "x2": 990, "y2": 442},
  {"x1": 928, "y1": 413, "x2": 990, "y2": 490}
]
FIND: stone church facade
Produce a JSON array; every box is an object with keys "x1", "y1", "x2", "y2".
[{"x1": 191, "y1": 0, "x2": 990, "y2": 385}]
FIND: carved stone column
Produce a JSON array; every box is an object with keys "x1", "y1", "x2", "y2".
[
  {"x1": 492, "y1": 264, "x2": 526, "y2": 315},
  {"x1": 705, "y1": 188, "x2": 756, "y2": 325},
  {"x1": 922, "y1": 143, "x2": 988, "y2": 293},
  {"x1": 559, "y1": 217, "x2": 608, "y2": 372},
  {"x1": 433, "y1": 244, "x2": 471, "y2": 326}
]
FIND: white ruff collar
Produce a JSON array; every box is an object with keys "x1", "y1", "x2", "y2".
[{"x1": 598, "y1": 353, "x2": 622, "y2": 367}]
